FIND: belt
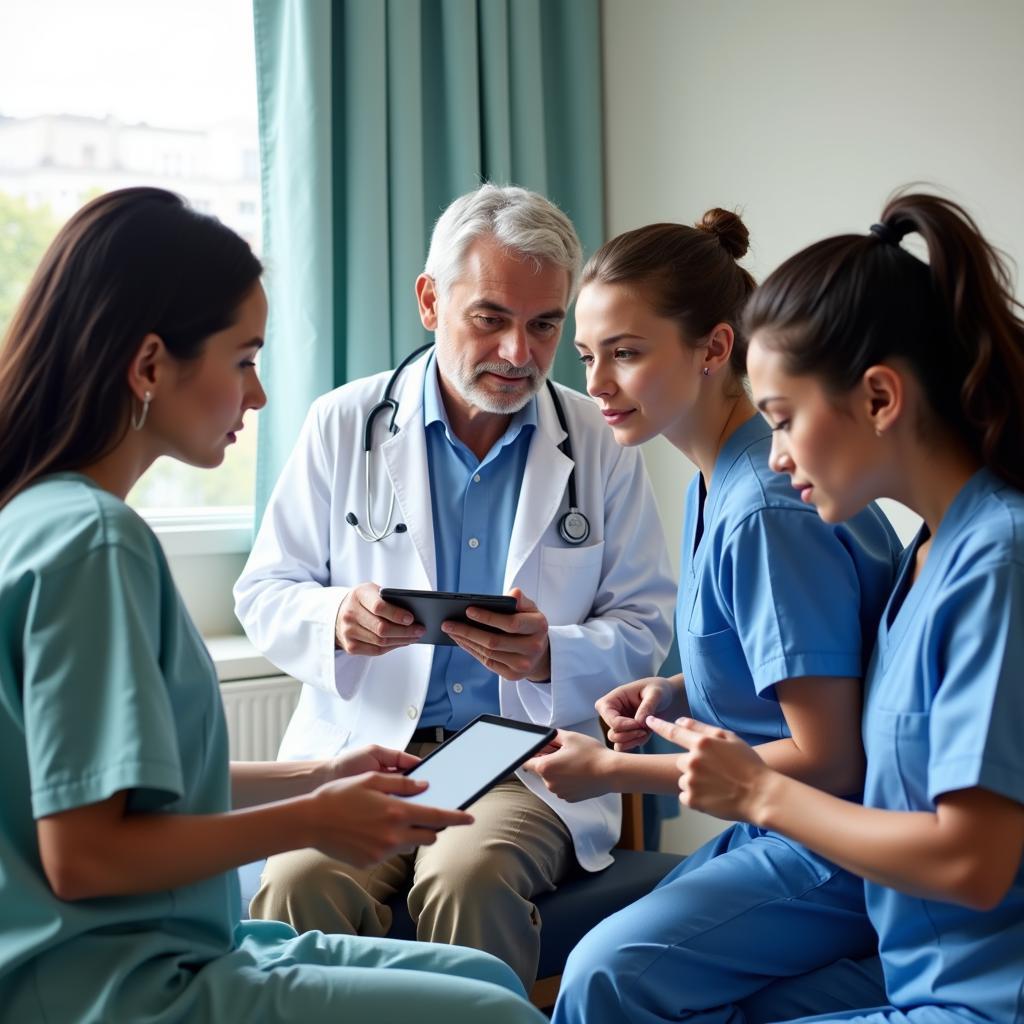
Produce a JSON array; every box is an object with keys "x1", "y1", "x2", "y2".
[{"x1": 410, "y1": 725, "x2": 458, "y2": 744}]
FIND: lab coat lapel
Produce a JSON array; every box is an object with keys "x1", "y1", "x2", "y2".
[
  {"x1": 380, "y1": 355, "x2": 436, "y2": 589},
  {"x1": 504, "y1": 389, "x2": 573, "y2": 590}
]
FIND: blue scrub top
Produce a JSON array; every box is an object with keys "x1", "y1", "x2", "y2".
[
  {"x1": 679, "y1": 414, "x2": 903, "y2": 748},
  {"x1": 862, "y1": 468, "x2": 1024, "y2": 1021},
  {"x1": 0, "y1": 474, "x2": 238, "y2": 1019}
]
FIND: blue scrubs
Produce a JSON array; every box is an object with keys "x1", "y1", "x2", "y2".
[
  {"x1": 554, "y1": 416, "x2": 902, "y2": 1024},
  {"x1": 0, "y1": 475, "x2": 545, "y2": 1024},
  {"x1": 772, "y1": 469, "x2": 1024, "y2": 1024}
]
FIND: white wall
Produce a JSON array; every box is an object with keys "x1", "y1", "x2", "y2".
[{"x1": 602, "y1": 0, "x2": 1024, "y2": 851}]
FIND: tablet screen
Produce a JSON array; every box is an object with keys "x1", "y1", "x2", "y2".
[{"x1": 403, "y1": 718, "x2": 552, "y2": 810}]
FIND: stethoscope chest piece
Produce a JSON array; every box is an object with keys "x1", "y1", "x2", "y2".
[{"x1": 558, "y1": 509, "x2": 591, "y2": 545}]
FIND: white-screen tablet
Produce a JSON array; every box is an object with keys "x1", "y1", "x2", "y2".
[{"x1": 403, "y1": 715, "x2": 555, "y2": 810}]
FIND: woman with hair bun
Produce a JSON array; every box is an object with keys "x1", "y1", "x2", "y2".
[
  {"x1": 525, "y1": 211, "x2": 902, "y2": 1023},
  {"x1": 649, "y1": 192, "x2": 1024, "y2": 1024}
]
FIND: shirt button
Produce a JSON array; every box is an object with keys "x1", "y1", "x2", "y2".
[
  {"x1": 406, "y1": 705, "x2": 418, "y2": 720},
  {"x1": 468, "y1": 537, "x2": 479, "y2": 549},
  {"x1": 453, "y1": 682, "x2": 464, "y2": 694},
  {"x1": 473, "y1": 473, "x2": 481, "y2": 483}
]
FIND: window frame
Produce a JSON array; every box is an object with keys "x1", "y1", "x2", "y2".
[{"x1": 143, "y1": 506, "x2": 253, "y2": 557}]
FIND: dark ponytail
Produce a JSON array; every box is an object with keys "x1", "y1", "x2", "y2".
[
  {"x1": 745, "y1": 191, "x2": 1024, "y2": 489},
  {"x1": 581, "y1": 209, "x2": 757, "y2": 376},
  {"x1": 0, "y1": 187, "x2": 262, "y2": 510}
]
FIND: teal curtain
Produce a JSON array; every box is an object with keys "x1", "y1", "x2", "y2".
[{"x1": 253, "y1": 0, "x2": 605, "y2": 515}]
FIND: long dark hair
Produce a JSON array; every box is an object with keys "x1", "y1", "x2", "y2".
[
  {"x1": 745, "y1": 191, "x2": 1024, "y2": 489},
  {"x1": 0, "y1": 187, "x2": 263, "y2": 509},
  {"x1": 580, "y1": 209, "x2": 757, "y2": 376}
]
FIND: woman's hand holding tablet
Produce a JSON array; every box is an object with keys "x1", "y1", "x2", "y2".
[{"x1": 402, "y1": 715, "x2": 556, "y2": 811}]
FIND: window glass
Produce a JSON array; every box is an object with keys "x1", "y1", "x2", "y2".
[{"x1": 0, "y1": 0, "x2": 261, "y2": 511}]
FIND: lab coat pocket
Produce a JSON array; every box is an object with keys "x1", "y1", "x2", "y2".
[
  {"x1": 538, "y1": 542, "x2": 605, "y2": 625},
  {"x1": 294, "y1": 715, "x2": 352, "y2": 759},
  {"x1": 864, "y1": 706, "x2": 930, "y2": 811}
]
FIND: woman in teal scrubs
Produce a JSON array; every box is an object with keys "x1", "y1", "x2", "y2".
[
  {"x1": 525, "y1": 212, "x2": 902, "y2": 1023},
  {"x1": 0, "y1": 188, "x2": 545, "y2": 1024},
  {"x1": 650, "y1": 192, "x2": 1024, "y2": 1023}
]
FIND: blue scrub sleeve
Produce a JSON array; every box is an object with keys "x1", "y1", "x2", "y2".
[
  {"x1": 927, "y1": 557, "x2": 1024, "y2": 806},
  {"x1": 23, "y1": 542, "x2": 185, "y2": 819},
  {"x1": 719, "y1": 508, "x2": 865, "y2": 696}
]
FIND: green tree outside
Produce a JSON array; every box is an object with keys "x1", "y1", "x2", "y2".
[{"x1": 0, "y1": 191, "x2": 59, "y2": 343}]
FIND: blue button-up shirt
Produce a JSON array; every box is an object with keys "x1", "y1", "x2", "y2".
[{"x1": 420, "y1": 356, "x2": 537, "y2": 729}]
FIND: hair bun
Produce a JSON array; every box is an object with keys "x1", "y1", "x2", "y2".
[{"x1": 697, "y1": 208, "x2": 749, "y2": 260}]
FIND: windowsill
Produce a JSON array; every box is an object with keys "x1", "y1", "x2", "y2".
[
  {"x1": 142, "y1": 506, "x2": 254, "y2": 557},
  {"x1": 205, "y1": 633, "x2": 280, "y2": 683}
]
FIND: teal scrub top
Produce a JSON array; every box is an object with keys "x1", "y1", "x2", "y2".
[
  {"x1": 0, "y1": 474, "x2": 240, "y2": 1017},
  {"x1": 863, "y1": 468, "x2": 1024, "y2": 1020},
  {"x1": 679, "y1": 415, "x2": 903, "y2": 746}
]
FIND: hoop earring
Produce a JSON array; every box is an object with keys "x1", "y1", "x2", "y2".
[
  {"x1": 131, "y1": 390, "x2": 152, "y2": 431},
  {"x1": 702, "y1": 367, "x2": 710, "y2": 377}
]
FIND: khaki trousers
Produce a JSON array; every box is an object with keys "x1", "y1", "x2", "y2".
[{"x1": 249, "y1": 742, "x2": 573, "y2": 990}]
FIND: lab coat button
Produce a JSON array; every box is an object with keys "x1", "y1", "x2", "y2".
[{"x1": 406, "y1": 705, "x2": 418, "y2": 720}]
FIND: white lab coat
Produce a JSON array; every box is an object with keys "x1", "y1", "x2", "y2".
[{"x1": 234, "y1": 353, "x2": 675, "y2": 870}]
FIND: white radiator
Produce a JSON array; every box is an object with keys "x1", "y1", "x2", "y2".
[{"x1": 220, "y1": 676, "x2": 301, "y2": 761}]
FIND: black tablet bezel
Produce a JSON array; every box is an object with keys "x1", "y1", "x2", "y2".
[
  {"x1": 380, "y1": 587, "x2": 517, "y2": 646},
  {"x1": 402, "y1": 714, "x2": 556, "y2": 811}
]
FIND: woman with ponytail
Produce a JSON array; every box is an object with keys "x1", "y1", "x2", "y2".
[
  {"x1": 523, "y1": 212, "x2": 902, "y2": 1024},
  {"x1": 648, "y1": 192, "x2": 1024, "y2": 1024},
  {"x1": 0, "y1": 188, "x2": 545, "y2": 1024}
]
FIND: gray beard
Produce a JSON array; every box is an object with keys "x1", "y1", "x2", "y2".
[{"x1": 451, "y1": 361, "x2": 545, "y2": 414}]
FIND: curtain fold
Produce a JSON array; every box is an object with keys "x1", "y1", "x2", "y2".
[{"x1": 253, "y1": 0, "x2": 605, "y2": 514}]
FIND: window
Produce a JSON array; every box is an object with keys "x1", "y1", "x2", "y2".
[{"x1": 0, "y1": 0, "x2": 261, "y2": 524}]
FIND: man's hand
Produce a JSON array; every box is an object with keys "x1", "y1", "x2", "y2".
[
  {"x1": 596, "y1": 676, "x2": 683, "y2": 750},
  {"x1": 523, "y1": 729, "x2": 617, "y2": 802},
  {"x1": 308, "y1": 772, "x2": 474, "y2": 867},
  {"x1": 335, "y1": 583, "x2": 425, "y2": 656},
  {"x1": 441, "y1": 587, "x2": 551, "y2": 681}
]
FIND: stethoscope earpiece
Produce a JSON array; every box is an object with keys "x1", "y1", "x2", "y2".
[{"x1": 349, "y1": 344, "x2": 590, "y2": 546}]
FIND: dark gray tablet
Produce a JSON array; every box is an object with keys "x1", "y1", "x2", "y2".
[
  {"x1": 402, "y1": 714, "x2": 555, "y2": 810},
  {"x1": 380, "y1": 588, "x2": 517, "y2": 646}
]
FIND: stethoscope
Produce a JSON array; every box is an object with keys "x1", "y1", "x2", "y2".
[{"x1": 345, "y1": 343, "x2": 591, "y2": 546}]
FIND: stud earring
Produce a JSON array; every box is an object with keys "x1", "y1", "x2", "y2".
[
  {"x1": 131, "y1": 390, "x2": 152, "y2": 431},
  {"x1": 702, "y1": 367, "x2": 710, "y2": 377}
]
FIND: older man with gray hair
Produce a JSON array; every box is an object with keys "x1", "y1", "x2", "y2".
[{"x1": 234, "y1": 184, "x2": 675, "y2": 990}]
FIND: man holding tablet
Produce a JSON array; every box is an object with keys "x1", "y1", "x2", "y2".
[{"x1": 234, "y1": 184, "x2": 675, "y2": 989}]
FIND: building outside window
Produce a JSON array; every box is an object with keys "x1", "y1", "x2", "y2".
[{"x1": 0, "y1": 0, "x2": 261, "y2": 520}]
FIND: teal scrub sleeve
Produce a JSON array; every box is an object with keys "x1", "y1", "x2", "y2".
[
  {"x1": 719, "y1": 508, "x2": 865, "y2": 697},
  {"x1": 927, "y1": 558, "x2": 1024, "y2": 806},
  {"x1": 23, "y1": 542, "x2": 185, "y2": 819}
]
